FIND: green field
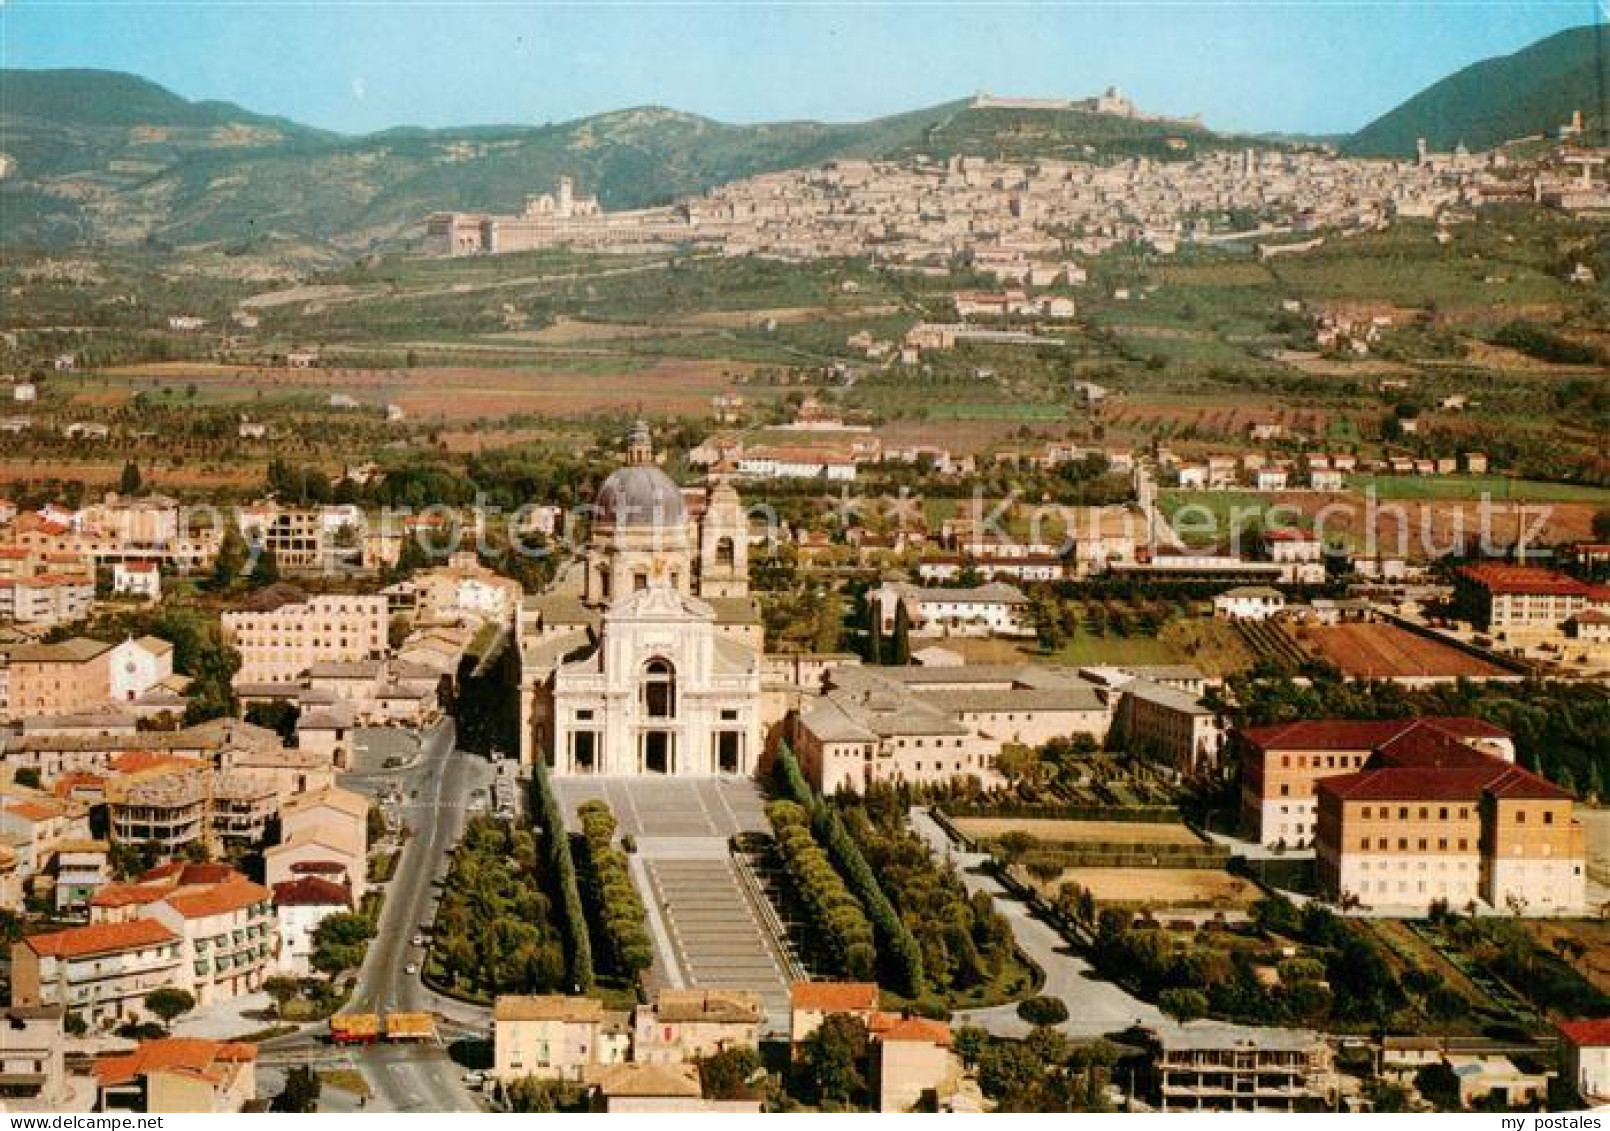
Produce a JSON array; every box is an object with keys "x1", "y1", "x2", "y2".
[
  {"x1": 1348, "y1": 475, "x2": 1610, "y2": 503},
  {"x1": 1037, "y1": 629, "x2": 1184, "y2": 667},
  {"x1": 924, "y1": 403, "x2": 1068, "y2": 422}
]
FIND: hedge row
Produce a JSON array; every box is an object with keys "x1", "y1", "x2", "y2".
[
  {"x1": 814, "y1": 803, "x2": 925, "y2": 997},
  {"x1": 575, "y1": 801, "x2": 654, "y2": 978},
  {"x1": 767, "y1": 799, "x2": 876, "y2": 979},
  {"x1": 772, "y1": 743, "x2": 924, "y2": 997},
  {"x1": 940, "y1": 802, "x2": 1181, "y2": 822},
  {"x1": 773, "y1": 740, "x2": 814, "y2": 807},
  {"x1": 532, "y1": 758, "x2": 594, "y2": 992}
]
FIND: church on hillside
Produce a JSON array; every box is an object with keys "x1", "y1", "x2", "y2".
[{"x1": 515, "y1": 422, "x2": 764, "y2": 775}]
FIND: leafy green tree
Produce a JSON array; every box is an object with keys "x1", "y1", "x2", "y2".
[
  {"x1": 119, "y1": 461, "x2": 143, "y2": 496},
  {"x1": 996, "y1": 831, "x2": 1035, "y2": 868},
  {"x1": 366, "y1": 804, "x2": 388, "y2": 847},
  {"x1": 798, "y1": 1013, "x2": 870, "y2": 1108},
  {"x1": 865, "y1": 600, "x2": 884, "y2": 665},
  {"x1": 890, "y1": 601, "x2": 912, "y2": 666},
  {"x1": 263, "y1": 975, "x2": 300, "y2": 1019},
  {"x1": 144, "y1": 987, "x2": 196, "y2": 1029},
  {"x1": 255, "y1": 547, "x2": 281, "y2": 586},
  {"x1": 273, "y1": 1067, "x2": 321, "y2": 1113},
  {"x1": 1017, "y1": 995, "x2": 1069, "y2": 1027},
  {"x1": 699, "y1": 1046, "x2": 762, "y2": 1100},
  {"x1": 1157, "y1": 987, "x2": 1208, "y2": 1024},
  {"x1": 1414, "y1": 1062, "x2": 1463, "y2": 1111},
  {"x1": 311, "y1": 912, "x2": 376, "y2": 975},
  {"x1": 211, "y1": 523, "x2": 248, "y2": 590}
]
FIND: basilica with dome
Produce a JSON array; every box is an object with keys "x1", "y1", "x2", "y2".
[{"x1": 515, "y1": 423, "x2": 764, "y2": 775}]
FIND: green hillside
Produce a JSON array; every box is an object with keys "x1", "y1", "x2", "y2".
[
  {"x1": 1343, "y1": 25, "x2": 1606, "y2": 157},
  {"x1": 0, "y1": 70, "x2": 966, "y2": 254},
  {"x1": 0, "y1": 69, "x2": 1254, "y2": 259},
  {"x1": 894, "y1": 103, "x2": 1262, "y2": 162}
]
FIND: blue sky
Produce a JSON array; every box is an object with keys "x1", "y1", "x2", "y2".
[{"x1": 0, "y1": 2, "x2": 1597, "y2": 136}]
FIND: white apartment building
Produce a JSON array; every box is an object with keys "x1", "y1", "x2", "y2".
[{"x1": 868, "y1": 581, "x2": 1030, "y2": 637}]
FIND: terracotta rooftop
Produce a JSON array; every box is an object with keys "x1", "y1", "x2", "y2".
[
  {"x1": 870, "y1": 1013, "x2": 953, "y2": 1045},
  {"x1": 790, "y1": 981, "x2": 881, "y2": 1014},
  {"x1": 585, "y1": 1062, "x2": 701, "y2": 1099},
  {"x1": 1239, "y1": 716, "x2": 1508, "y2": 753},
  {"x1": 163, "y1": 877, "x2": 270, "y2": 920},
  {"x1": 1457, "y1": 564, "x2": 1600, "y2": 597},
  {"x1": 1558, "y1": 1018, "x2": 1610, "y2": 1047},
  {"x1": 651, "y1": 989, "x2": 764, "y2": 1025},
  {"x1": 272, "y1": 875, "x2": 352, "y2": 908},
  {"x1": 1319, "y1": 762, "x2": 1570, "y2": 804},
  {"x1": 25, "y1": 918, "x2": 176, "y2": 959},
  {"x1": 94, "y1": 1038, "x2": 256, "y2": 1088}
]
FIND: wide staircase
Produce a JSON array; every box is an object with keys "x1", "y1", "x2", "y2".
[{"x1": 641, "y1": 851, "x2": 797, "y2": 1033}]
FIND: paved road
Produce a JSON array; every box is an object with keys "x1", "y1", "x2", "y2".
[
  {"x1": 337, "y1": 721, "x2": 494, "y2": 1111},
  {"x1": 908, "y1": 807, "x2": 1167, "y2": 1039}
]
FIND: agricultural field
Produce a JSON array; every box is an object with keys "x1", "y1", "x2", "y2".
[
  {"x1": 1298, "y1": 621, "x2": 1512, "y2": 680},
  {"x1": 1026, "y1": 865, "x2": 1262, "y2": 911},
  {"x1": 1348, "y1": 474, "x2": 1610, "y2": 504},
  {"x1": 84, "y1": 358, "x2": 743, "y2": 421},
  {"x1": 1159, "y1": 617, "x2": 1262, "y2": 677},
  {"x1": 1160, "y1": 487, "x2": 1605, "y2": 555},
  {"x1": 1231, "y1": 619, "x2": 1312, "y2": 674}
]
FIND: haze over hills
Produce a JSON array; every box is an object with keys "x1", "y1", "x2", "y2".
[
  {"x1": 0, "y1": 23, "x2": 1603, "y2": 259},
  {"x1": 1343, "y1": 24, "x2": 1605, "y2": 157}
]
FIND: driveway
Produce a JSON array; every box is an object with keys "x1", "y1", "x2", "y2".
[{"x1": 908, "y1": 807, "x2": 1166, "y2": 1039}]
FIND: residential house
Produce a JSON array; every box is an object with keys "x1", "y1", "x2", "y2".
[
  {"x1": 11, "y1": 919, "x2": 183, "y2": 1029},
  {"x1": 631, "y1": 990, "x2": 764, "y2": 1065},
  {"x1": 491, "y1": 995, "x2": 631, "y2": 1083},
  {"x1": 94, "y1": 1038, "x2": 257, "y2": 1114}
]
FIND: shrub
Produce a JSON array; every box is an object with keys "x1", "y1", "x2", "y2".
[{"x1": 1017, "y1": 995, "x2": 1069, "y2": 1027}]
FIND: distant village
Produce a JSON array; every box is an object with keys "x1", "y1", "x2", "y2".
[{"x1": 426, "y1": 98, "x2": 1609, "y2": 266}]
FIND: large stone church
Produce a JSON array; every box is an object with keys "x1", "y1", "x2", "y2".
[{"x1": 515, "y1": 423, "x2": 764, "y2": 775}]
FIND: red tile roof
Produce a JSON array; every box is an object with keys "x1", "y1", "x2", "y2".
[
  {"x1": 90, "y1": 882, "x2": 170, "y2": 909},
  {"x1": 870, "y1": 1013, "x2": 952, "y2": 1046},
  {"x1": 139, "y1": 862, "x2": 237, "y2": 886},
  {"x1": 1375, "y1": 725, "x2": 1502, "y2": 769},
  {"x1": 790, "y1": 981, "x2": 881, "y2": 1014},
  {"x1": 1320, "y1": 762, "x2": 1569, "y2": 804},
  {"x1": 2, "y1": 799, "x2": 64, "y2": 823},
  {"x1": 94, "y1": 1038, "x2": 256, "y2": 1087},
  {"x1": 1240, "y1": 716, "x2": 1508, "y2": 754},
  {"x1": 1559, "y1": 1018, "x2": 1610, "y2": 1047},
  {"x1": 1457, "y1": 564, "x2": 1595, "y2": 597},
  {"x1": 109, "y1": 751, "x2": 204, "y2": 775},
  {"x1": 25, "y1": 918, "x2": 176, "y2": 959},
  {"x1": 163, "y1": 877, "x2": 270, "y2": 920},
  {"x1": 272, "y1": 876, "x2": 352, "y2": 908}
]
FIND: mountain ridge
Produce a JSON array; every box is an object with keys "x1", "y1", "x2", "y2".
[
  {"x1": 1342, "y1": 25, "x2": 1606, "y2": 156},
  {"x1": 0, "y1": 69, "x2": 1228, "y2": 256}
]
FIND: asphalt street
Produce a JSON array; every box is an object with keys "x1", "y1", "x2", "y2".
[{"x1": 337, "y1": 721, "x2": 495, "y2": 1112}]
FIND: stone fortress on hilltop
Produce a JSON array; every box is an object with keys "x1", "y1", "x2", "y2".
[{"x1": 970, "y1": 86, "x2": 1205, "y2": 129}]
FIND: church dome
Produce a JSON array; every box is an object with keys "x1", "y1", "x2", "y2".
[{"x1": 595, "y1": 465, "x2": 687, "y2": 530}]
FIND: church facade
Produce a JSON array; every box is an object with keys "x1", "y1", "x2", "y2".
[{"x1": 516, "y1": 423, "x2": 764, "y2": 775}]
